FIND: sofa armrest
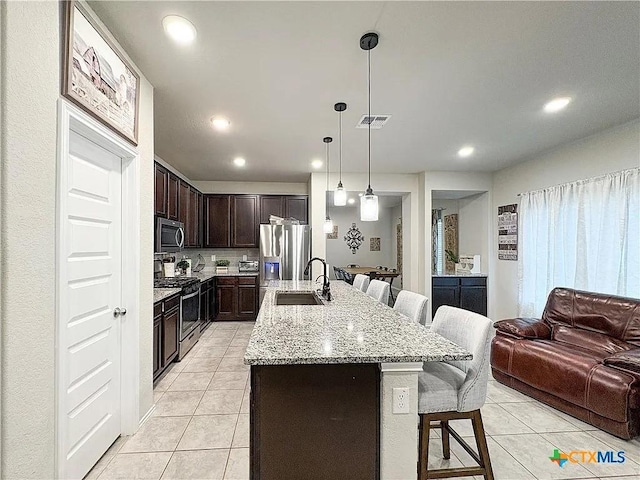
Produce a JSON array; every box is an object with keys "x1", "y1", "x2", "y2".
[
  {"x1": 604, "y1": 349, "x2": 640, "y2": 374},
  {"x1": 493, "y1": 318, "x2": 551, "y2": 339}
]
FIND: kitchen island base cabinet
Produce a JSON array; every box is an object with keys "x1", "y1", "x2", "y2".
[{"x1": 250, "y1": 363, "x2": 379, "y2": 480}]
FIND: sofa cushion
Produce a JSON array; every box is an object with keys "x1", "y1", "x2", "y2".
[
  {"x1": 604, "y1": 349, "x2": 640, "y2": 374},
  {"x1": 494, "y1": 317, "x2": 551, "y2": 339},
  {"x1": 552, "y1": 325, "x2": 633, "y2": 356},
  {"x1": 542, "y1": 288, "x2": 640, "y2": 346}
]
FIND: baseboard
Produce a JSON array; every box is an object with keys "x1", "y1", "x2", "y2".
[{"x1": 139, "y1": 404, "x2": 156, "y2": 428}]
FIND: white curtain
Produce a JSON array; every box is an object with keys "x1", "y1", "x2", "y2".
[{"x1": 518, "y1": 168, "x2": 640, "y2": 317}]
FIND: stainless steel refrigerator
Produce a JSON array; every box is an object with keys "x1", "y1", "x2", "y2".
[{"x1": 259, "y1": 224, "x2": 311, "y2": 286}]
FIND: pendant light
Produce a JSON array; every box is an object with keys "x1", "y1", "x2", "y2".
[
  {"x1": 323, "y1": 136, "x2": 334, "y2": 234},
  {"x1": 360, "y1": 32, "x2": 379, "y2": 222},
  {"x1": 333, "y1": 102, "x2": 347, "y2": 206}
]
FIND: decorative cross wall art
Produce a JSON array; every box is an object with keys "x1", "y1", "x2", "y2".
[{"x1": 344, "y1": 223, "x2": 364, "y2": 254}]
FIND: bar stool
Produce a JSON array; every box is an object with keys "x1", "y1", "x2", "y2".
[
  {"x1": 353, "y1": 274, "x2": 370, "y2": 292},
  {"x1": 366, "y1": 279, "x2": 390, "y2": 304},
  {"x1": 333, "y1": 266, "x2": 344, "y2": 281},
  {"x1": 393, "y1": 290, "x2": 428, "y2": 324},
  {"x1": 418, "y1": 306, "x2": 494, "y2": 480}
]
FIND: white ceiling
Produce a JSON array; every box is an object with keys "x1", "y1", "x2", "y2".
[{"x1": 90, "y1": 1, "x2": 640, "y2": 183}]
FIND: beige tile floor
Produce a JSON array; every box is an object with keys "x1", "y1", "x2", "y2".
[{"x1": 86, "y1": 321, "x2": 640, "y2": 480}]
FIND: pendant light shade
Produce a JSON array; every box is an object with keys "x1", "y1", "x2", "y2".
[
  {"x1": 333, "y1": 102, "x2": 347, "y2": 206},
  {"x1": 323, "y1": 136, "x2": 334, "y2": 233},
  {"x1": 360, "y1": 187, "x2": 379, "y2": 222},
  {"x1": 360, "y1": 32, "x2": 379, "y2": 222}
]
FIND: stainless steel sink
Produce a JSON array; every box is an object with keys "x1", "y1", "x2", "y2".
[{"x1": 274, "y1": 291, "x2": 323, "y2": 306}]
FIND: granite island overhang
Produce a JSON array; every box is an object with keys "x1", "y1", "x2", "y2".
[{"x1": 244, "y1": 280, "x2": 472, "y2": 480}]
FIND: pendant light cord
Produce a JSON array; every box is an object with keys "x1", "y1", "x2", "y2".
[
  {"x1": 367, "y1": 47, "x2": 371, "y2": 190},
  {"x1": 339, "y1": 110, "x2": 342, "y2": 183},
  {"x1": 326, "y1": 141, "x2": 329, "y2": 191}
]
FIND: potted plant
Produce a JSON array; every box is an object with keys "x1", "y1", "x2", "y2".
[
  {"x1": 215, "y1": 259, "x2": 230, "y2": 274},
  {"x1": 176, "y1": 259, "x2": 190, "y2": 275},
  {"x1": 445, "y1": 249, "x2": 459, "y2": 274}
]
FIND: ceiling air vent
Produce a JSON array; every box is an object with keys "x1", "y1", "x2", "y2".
[{"x1": 356, "y1": 114, "x2": 391, "y2": 129}]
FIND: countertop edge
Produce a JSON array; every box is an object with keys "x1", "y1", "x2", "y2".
[{"x1": 243, "y1": 353, "x2": 473, "y2": 366}]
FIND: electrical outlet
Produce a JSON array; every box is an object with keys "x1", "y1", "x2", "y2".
[
  {"x1": 211, "y1": 255, "x2": 216, "y2": 262},
  {"x1": 392, "y1": 387, "x2": 410, "y2": 414}
]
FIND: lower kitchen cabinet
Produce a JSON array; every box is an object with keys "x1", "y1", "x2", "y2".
[
  {"x1": 153, "y1": 293, "x2": 181, "y2": 381},
  {"x1": 215, "y1": 276, "x2": 259, "y2": 321},
  {"x1": 432, "y1": 276, "x2": 487, "y2": 317},
  {"x1": 199, "y1": 278, "x2": 216, "y2": 330}
]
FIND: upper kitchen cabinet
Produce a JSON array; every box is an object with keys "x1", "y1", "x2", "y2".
[
  {"x1": 285, "y1": 195, "x2": 308, "y2": 224},
  {"x1": 259, "y1": 195, "x2": 285, "y2": 223},
  {"x1": 188, "y1": 186, "x2": 202, "y2": 248},
  {"x1": 167, "y1": 173, "x2": 179, "y2": 221},
  {"x1": 259, "y1": 195, "x2": 308, "y2": 224},
  {"x1": 232, "y1": 195, "x2": 259, "y2": 247},
  {"x1": 204, "y1": 195, "x2": 231, "y2": 247},
  {"x1": 154, "y1": 163, "x2": 168, "y2": 217},
  {"x1": 178, "y1": 180, "x2": 191, "y2": 243},
  {"x1": 204, "y1": 194, "x2": 259, "y2": 248}
]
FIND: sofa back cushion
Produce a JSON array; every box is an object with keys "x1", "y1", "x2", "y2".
[
  {"x1": 542, "y1": 288, "x2": 640, "y2": 346},
  {"x1": 552, "y1": 325, "x2": 632, "y2": 356}
]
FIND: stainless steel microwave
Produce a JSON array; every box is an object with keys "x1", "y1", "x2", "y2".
[{"x1": 156, "y1": 218, "x2": 184, "y2": 253}]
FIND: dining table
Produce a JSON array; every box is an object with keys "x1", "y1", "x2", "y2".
[{"x1": 339, "y1": 266, "x2": 401, "y2": 301}]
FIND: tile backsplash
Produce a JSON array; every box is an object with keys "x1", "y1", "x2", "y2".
[{"x1": 177, "y1": 248, "x2": 259, "y2": 270}]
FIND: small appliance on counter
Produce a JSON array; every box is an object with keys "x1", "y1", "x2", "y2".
[{"x1": 239, "y1": 260, "x2": 259, "y2": 273}]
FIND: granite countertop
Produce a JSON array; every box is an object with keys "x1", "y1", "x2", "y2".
[
  {"x1": 244, "y1": 280, "x2": 472, "y2": 366},
  {"x1": 153, "y1": 288, "x2": 181, "y2": 304}
]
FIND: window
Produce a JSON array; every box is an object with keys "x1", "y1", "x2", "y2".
[{"x1": 518, "y1": 168, "x2": 639, "y2": 316}]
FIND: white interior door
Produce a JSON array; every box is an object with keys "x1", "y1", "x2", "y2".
[{"x1": 60, "y1": 129, "x2": 123, "y2": 479}]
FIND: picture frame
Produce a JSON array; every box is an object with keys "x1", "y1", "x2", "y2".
[{"x1": 62, "y1": 0, "x2": 140, "y2": 145}]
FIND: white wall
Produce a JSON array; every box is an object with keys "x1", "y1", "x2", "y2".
[
  {"x1": 0, "y1": 3, "x2": 154, "y2": 477},
  {"x1": 192, "y1": 180, "x2": 308, "y2": 195},
  {"x1": 389, "y1": 205, "x2": 402, "y2": 275},
  {"x1": 1, "y1": 3, "x2": 58, "y2": 476},
  {"x1": 458, "y1": 192, "x2": 490, "y2": 272},
  {"x1": 492, "y1": 120, "x2": 640, "y2": 320},
  {"x1": 325, "y1": 205, "x2": 394, "y2": 278}
]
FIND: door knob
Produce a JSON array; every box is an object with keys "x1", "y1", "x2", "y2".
[{"x1": 113, "y1": 307, "x2": 127, "y2": 317}]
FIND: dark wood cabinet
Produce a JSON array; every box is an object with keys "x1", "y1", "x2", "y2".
[
  {"x1": 167, "y1": 173, "x2": 179, "y2": 220},
  {"x1": 153, "y1": 293, "x2": 181, "y2": 382},
  {"x1": 204, "y1": 195, "x2": 231, "y2": 248},
  {"x1": 154, "y1": 164, "x2": 168, "y2": 217},
  {"x1": 231, "y1": 195, "x2": 259, "y2": 247},
  {"x1": 259, "y1": 195, "x2": 309, "y2": 224},
  {"x1": 199, "y1": 279, "x2": 216, "y2": 329},
  {"x1": 259, "y1": 195, "x2": 285, "y2": 223},
  {"x1": 432, "y1": 276, "x2": 487, "y2": 317},
  {"x1": 285, "y1": 195, "x2": 309, "y2": 224},
  {"x1": 215, "y1": 276, "x2": 259, "y2": 321},
  {"x1": 188, "y1": 187, "x2": 201, "y2": 247}
]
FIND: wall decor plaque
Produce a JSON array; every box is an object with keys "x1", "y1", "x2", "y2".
[
  {"x1": 326, "y1": 225, "x2": 338, "y2": 240},
  {"x1": 498, "y1": 204, "x2": 518, "y2": 260},
  {"x1": 344, "y1": 223, "x2": 364, "y2": 254},
  {"x1": 370, "y1": 237, "x2": 381, "y2": 251}
]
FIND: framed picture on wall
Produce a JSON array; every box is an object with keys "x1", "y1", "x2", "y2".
[{"x1": 62, "y1": 0, "x2": 140, "y2": 145}]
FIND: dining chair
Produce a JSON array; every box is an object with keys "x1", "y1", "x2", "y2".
[
  {"x1": 366, "y1": 279, "x2": 390, "y2": 304},
  {"x1": 417, "y1": 306, "x2": 494, "y2": 480},
  {"x1": 393, "y1": 290, "x2": 428, "y2": 324},
  {"x1": 333, "y1": 266, "x2": 344, "y2": 280},
  {"x1": 353, "y1": 274, "x2": 370, "y2": 292},
  {"x1": 347, "y1": 264, "x2": 360, "y2": 268}
]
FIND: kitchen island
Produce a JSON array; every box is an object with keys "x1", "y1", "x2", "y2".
[{"x1": 244, "y1": 280, "x2": 471, "y2": 480}]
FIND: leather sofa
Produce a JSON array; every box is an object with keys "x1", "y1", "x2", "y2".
[{"x1": 491, "y1": 287, "x2": 640, "y2": 439}]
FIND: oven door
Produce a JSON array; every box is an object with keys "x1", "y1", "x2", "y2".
[
  {"x1": 180, "y1": 289, "x2": 201, "y2": 340},
  {"x1": 156, "y1": 218, "x2": 184, "y2": 253}
]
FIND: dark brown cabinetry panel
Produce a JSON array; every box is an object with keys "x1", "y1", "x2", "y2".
[
  {"x1": 188, "y1": 187, "x2": 201, "y2": 247},
  {"x1": 154, "y1": 164, "x2": 168, "y2": 217},
  {"x1": 204, "y1": 195, "x2": 231, "y2": 248},
  {"x1": 259, "y1": 195, "x2": 285, "y2": 223},
  {"x1": 285, "y1": 195, "x2": 308, "y2": 224},
  {"x1": 153, "y1": 317, "x2": 161, "y2": 379},
  {"x1": 251, "y1": 364, "x2": 380, "y2": 480},
  {"x1": 432, "y1": 276, "x2": 487, "y2": 317},
  {"x1": 215, "y1": 276, "x2": 258, "y2": 321},
  {"x1": 179, "y1": 180, "x2": 190, "y2": 243},
  {"x1": 162, "y1": 307, "x2": 179, "y2": 365},
  {"x1": 231, "y1": 195, "x2": 259, "y2": 247},
  {"x1": 167, "y1": 174, "x2": 179, "y2": 220}
]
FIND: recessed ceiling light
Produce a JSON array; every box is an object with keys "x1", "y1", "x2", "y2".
[
  {"x1": 311, "y1": 159, "x2": 323, "y2": 169},
  {"x1": 358, "y1": 192, "x2": 363, "y2": 197},
  {"x1": 233, "y1": 157, "x2": 246, "y2": 167},
  {"x1": 348, "y1": 198, "x2": 355, "y2": 205},
  {"x1": 210, "y1": 117, "x2": 230, "y2": 131},
  {"x1": 544, "y1": 97, "x2": 571, "y2": 113},
  {"x1": 162, "y1": 15, "x2": 197, "y2": 45},
  {"x1": 458, "y1": 146, "x2": 475, "y2": 158}
]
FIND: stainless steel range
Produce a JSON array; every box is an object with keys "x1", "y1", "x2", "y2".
[{"x1": 154, "y1": 277, "x2": 201, "y2": 360}]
